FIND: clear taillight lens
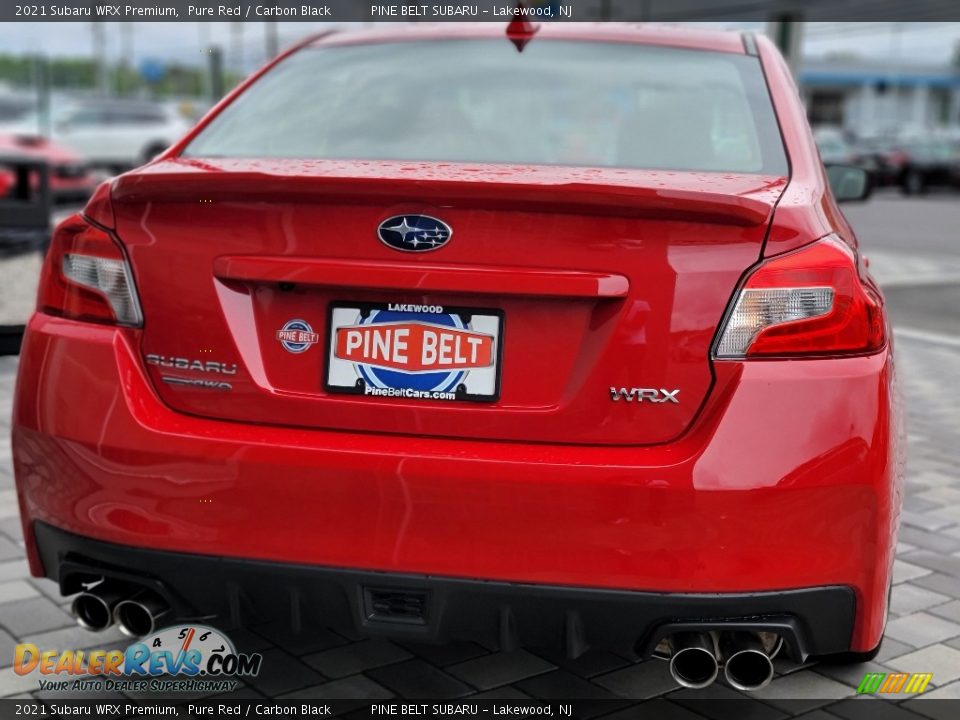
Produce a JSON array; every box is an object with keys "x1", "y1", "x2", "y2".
[
  {"x1": 61, "y1": 253, "x2": 142, "y2": 325},
  {"x1": 715, "y1": 287, "x2": 835, "y2": 357},
  {"x1": 713, "y1": 235, "x2": 885, "y2": 359},
  {"x1": 38, "y1": 214, "x2": 143, "y2": 327}
]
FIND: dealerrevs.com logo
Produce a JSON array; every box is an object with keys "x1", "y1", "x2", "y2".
[{"x1": 14, "y1": 625, "x2": 262, "y2": 693}]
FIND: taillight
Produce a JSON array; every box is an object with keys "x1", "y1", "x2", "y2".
[
  {"x1": 713, "y1": 235, "x2": 884, "y2": 359},
  {"x1": 37, "y1": 214, "x2": 143, "y2": 327}
]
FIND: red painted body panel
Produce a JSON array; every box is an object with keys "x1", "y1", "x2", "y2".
[
  {"x1": 11, "y1": 25, "x2": 903, "y2": 656},
  {"x1": 213, "y1": 256, "x2": 631, "y2": 299},
  {"x1": 14, "y1": 314, "x2": 900, "y2": 651},
  {"x1": 109, "y1": 163, "x2": 783, "y2": 445},
  {"x1": 116, "y1": 159, "x2": 780, "y2": 225}
]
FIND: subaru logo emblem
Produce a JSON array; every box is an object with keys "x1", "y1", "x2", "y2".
[{"x1": 377, "y1": 215, "x2": 452, "y2": 252}]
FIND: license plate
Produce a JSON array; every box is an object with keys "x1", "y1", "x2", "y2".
[{"x1": 325, "y1": 302, "x2": 503, "y2": 402}]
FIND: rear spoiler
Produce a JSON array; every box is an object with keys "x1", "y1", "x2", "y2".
[{"x1": 112, "y1": 164, "x2": 781, "y2": 227}]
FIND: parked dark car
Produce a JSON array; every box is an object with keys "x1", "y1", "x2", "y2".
[
  {"x1": 814, "y1": 130, "x2": 881, "y2": 185},
  {"x1": 0, "y1": 154, "x2": 49, "y2": 355},
  {"x1": 815, "y1": 132, "x2": 857, "y2": 165},
  {"x1": 896, "y1": 139, "x2": 960, "y2": 194},
  {"x1": 853, "y1": 136, "x2": 909, "y2": 188}
]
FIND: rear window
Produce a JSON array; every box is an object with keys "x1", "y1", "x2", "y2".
[{"x1": 184, "y1": 39, "x2": 787, "y2": 175}]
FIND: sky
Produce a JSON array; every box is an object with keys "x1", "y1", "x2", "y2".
[{"x1": 0, "y1": 21, "x2": 957, "y2": 74}]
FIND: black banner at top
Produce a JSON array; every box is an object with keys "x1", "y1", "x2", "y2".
[
  {"x1": 3, "y1": 0, "x2": 960, "y2": 22},
  {"x1": 4, "y1": 699, "x2": 960, "y2": 719}
]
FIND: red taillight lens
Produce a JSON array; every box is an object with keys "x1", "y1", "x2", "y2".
[
  {"x1": 713, "y1": 235, "x2": 885, "y2": 359},
  {"x1": 37, "y1": 214, "x2": 143, "y2": 327}
]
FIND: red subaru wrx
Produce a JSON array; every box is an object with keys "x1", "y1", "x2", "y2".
[{"x1": 12, "y1": 24, "x2": 903, "y2": 691}]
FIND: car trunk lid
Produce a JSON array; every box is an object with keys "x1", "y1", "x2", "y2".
[{"x1": 112, "y1": 158, "x2": 786, "y2": 446}]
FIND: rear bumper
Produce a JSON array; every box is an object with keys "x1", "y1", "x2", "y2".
[
  {"x1": 13, "y1": 313, "x2": 903, "y2": 653},
  {"x1": 35, "y1": 521, "x2": 855, "y2": 660}
]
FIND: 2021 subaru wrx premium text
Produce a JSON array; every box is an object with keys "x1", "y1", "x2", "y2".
[{"x1": 11, "y1": 25, "x2": 903, "y2": 691}]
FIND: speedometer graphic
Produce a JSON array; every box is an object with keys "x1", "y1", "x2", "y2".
[
  {"x1": 142, "y1": 624, "x2": 235, "y2": 659},
  {"x1": 125, "y1": 624, "x2": 261, "y2": 677}
]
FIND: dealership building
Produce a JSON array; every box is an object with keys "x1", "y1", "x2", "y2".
[{"x1": 798, "y1": 58, "x2": 960, "y2": 136}]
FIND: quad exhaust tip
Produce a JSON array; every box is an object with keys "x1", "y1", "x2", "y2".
[
  {"x1": 669, "y1": 632, "x2": 719, "y2": 689},
  {"x1": 70, "y1": 581, "x2": 128, "y2": 632},
  {"x1": 69, "y1": 580, "x2": 170, "y2": 637},
  {"x1": 663, "y1": 630, "x2": 778, "y2": 692},
  {"x1": 721, "y1": 632, "x2": 775, "y2": 692},
  {"x1": 71, "y1": 592, "x2": 115, "y2": 632},
  {"x1": 114, "y1": 592, "x2": 169, "y2": 638}
]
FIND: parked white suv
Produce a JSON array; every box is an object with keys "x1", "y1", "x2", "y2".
[
  {"x1": 58, "y1": 100, "x2": 192, "y2": 168},
  {"x1": 12, "y1": 100, "x2": 192, "y2": 170}
]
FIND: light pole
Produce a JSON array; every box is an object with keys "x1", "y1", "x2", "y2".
[
  {"x1": 265, "y1": 22, "x2": 279, "y2": 59},
  {"x1": 91, "y1": 21, "x2": 108, "y2": 96},
  {"x1": 119, "y1": 23, "x2": 134, "y2": 96},
  {"x1": 766, "y1": 14, "x2": 804, "y2": 77}
]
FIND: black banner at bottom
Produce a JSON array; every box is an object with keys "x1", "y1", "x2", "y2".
[{"x1": 0, "y1": 698, "x2": 957, "y2": 720}]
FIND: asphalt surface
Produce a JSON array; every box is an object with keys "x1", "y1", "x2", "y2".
[
  {"x1": 844, "y1": 191, "x2": 960, "y2": 337},
  {"x1": 844, "y1": 191, "x2": 959, "y2": 256},
  {"x1": 884, "y1": 284, "x2": 960, "y2": 337},
  {"x1": 0, "y1": 192, "x2": 959, "y2": 714}
]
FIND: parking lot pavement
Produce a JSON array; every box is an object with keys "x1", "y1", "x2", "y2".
[
  {"x1": 0, "y1": 332, "x2": 958, "y2": 712},
  {"x1": 866, "y1": 250, "x2": 960, "y2": 290}
]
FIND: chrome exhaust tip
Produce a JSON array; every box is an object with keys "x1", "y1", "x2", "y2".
[
  {"x1": 113, "y1": 592, "x2": 169, "y2": 638},
  {"x1": 669, "y1": 632, "x2": 719, "y2": 689},
  {"x1": 721, "y1": 632, "x2": 775, "y2": 691},
  {"x1": 71, "y1": 581, "x2": 126, "y2": 632}
]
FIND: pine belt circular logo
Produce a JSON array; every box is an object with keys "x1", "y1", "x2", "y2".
[
  {"x1": 276, "y1": 319, "x2": 321, "y2": 353},
  {"x1": 377, "y1": 214, "x2": 452, "y2": 252}
]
